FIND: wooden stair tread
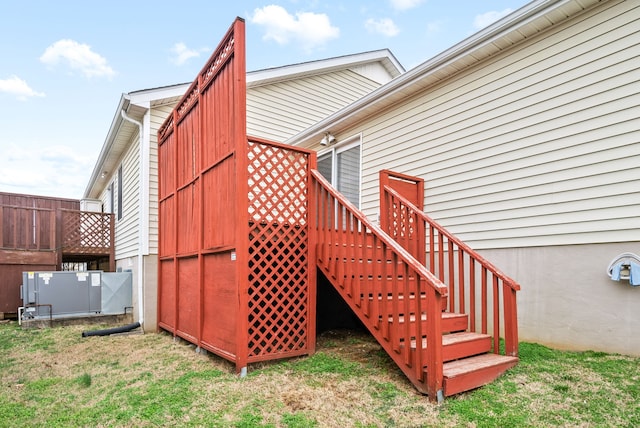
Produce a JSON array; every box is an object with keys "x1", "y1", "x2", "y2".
[
  {"x1": 410, "y1": 331, "x2": 490, "y2": 348},
  {"x1": 443, "y1": 331, "x2": 489, "y2": 345},
  {"x1": 386, "y1": 312, "x2": 468, "y2": 336},
  {"x1": 443, "y1": 353, "x2": 519, "y2": 378},
  {"x1": 392, "y1": 312, "x2": 466, "y2": 323}
]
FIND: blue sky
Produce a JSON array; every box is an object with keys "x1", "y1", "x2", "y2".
[{"x1": 0, "y1": 0, "x2": 529, "y2": 199}]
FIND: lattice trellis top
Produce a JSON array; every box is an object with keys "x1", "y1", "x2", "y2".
[{"x1": 248, "y1": 142, "x2": 309, "y2": 225}]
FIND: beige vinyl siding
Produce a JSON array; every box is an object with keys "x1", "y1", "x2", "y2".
[
  {"x1": 349, "y1": 62, "x2": 397, "y2": 85},
  {"x1": 148, "y1": 104, "x2": 175, "y2": 254},
  {"x1": 247, "y1": 69, "x2": 380, "y2": 142},
  {"x1": 356, "y1": 0, "x2": 639, "y2": 249},
  {"x1": 115, "y1": 132, "x2": 141, "y2": 259},
  {"x1": 98, "y1": 184, "x2": 111, "y2": 214}
]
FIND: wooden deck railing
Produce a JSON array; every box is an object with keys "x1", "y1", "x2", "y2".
[
  {"x1": 60, "y1": 209, "x2": 114, "y2": 256},
  {"x1": 0, "y1": 205, "x2": 56, "y2": 251},
  {"x1": 381, "y1": 184, "x2": 520, "y2": 357},
  {"x1": 310, "y1": 169, "x2": 448, "y2": 397}
]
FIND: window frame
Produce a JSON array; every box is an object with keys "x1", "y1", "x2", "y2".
[
  {"x1": 117, "y1": 165, "x2": 123, "y2": 221},
  {"x1": 317, "y1": 134, "x2": 362, "y2": 208}
]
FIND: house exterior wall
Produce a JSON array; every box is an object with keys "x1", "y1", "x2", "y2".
[
  {"x1": 247, "y1": 69, "x2": 380, "y2": 142},
  {"x1": 120, "y1": 254, "x2": 157, "y2": 327},
  {"x1": 321, "y1": 1, "x2": 639, "y2": 355},
  {"x1": 114, "y1": 131, "x2": 141, "y2": 259},
  {"x1": 148, "y1": 104, "x2": 174, "y2": 255},
  {"x1": 482, "y1": 243, "x2": 639, "y2": 356},
  {"x1": 353, "y1": 0, "x2": 639, "y2": 249}
]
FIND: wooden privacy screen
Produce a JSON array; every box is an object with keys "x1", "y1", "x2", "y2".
[
  {"x1": 247, "y1": 138, "x2": 316, "y2": 363},
  {"x1": 157, "y1": 18, "x2": 316, "y2": 373}
]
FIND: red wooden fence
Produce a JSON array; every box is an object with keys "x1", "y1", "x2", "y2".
[
  {"x1": 0, "y1": 205, "x2": 56, "y2": 251},
  {"x1": 157, "y1": 18, "x2": 316, "y2": 373}
]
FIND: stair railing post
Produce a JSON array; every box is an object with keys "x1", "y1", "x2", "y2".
[
  {"x1": 307, "y1": 152, "x2": 318, "y2": 355},
  {"x1": 425, "y1": 286, "x2": 444, "y2": 401},
  {"x1": 503, "y1": 282, "x2": 519, "y2": 356},
  {"x1": 379, "y1": 170, "x2": 390, "y2": 233}
]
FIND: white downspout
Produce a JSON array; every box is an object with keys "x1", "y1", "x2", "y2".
[{"x1": 120, "y1": 108, "x2": 148, "y2": 329}]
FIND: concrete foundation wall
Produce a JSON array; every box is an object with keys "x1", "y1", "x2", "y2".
[
  {"x1": 143, "y1": 255, "x2": 158, "y2": 332},
  {"x1": 116, "y1": 254, "x2": 157, "y2": 332},
  {"x1": 480, "y1": 242, "x2": 640, "y2": 356}
]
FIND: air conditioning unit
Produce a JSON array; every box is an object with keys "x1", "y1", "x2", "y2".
[{"x1": 20, "y1": 271, "x2": 131, "y2": 319}]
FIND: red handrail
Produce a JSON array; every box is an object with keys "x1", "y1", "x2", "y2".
[
  {"x1": 310, "y1": 169, "x2": 446, "y2": 398},
  {"x1": 382, "y1": 184, "x2": 519, "y2": 357}
]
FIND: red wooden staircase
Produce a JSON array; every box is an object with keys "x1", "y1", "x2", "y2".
[
  {"x1": 153, "y1": 18, "x2": 519, "y2": 400},
  {"x1": 311, "y1": 169, "x2": 520, "y2": 401}
]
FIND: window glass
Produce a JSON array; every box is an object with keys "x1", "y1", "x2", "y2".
[
  {"x1": 317, "y1": 154, "x2": 332, "y2": 184},
  {"x1": 317, "y1": 138, "x2": 360, "y2": 208},
  {"x1": 336, "y1": 144, "x2": 360, "y2": 208}
]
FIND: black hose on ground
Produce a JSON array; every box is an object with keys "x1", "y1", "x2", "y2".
[{"x1": 81, "y1": 322, "x2": 141, "y2": 337}]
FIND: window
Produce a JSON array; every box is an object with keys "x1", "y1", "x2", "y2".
[
  {"x1": 317, "y1": 136, "x2": 361, "y2": 208},
  {"x1": 117, "y1": 165, "x2": 123, "y2": 220}
]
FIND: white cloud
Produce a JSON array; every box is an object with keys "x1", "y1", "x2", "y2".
[
  {"x1": 170, "y1": 42, "x2": 207, "y2": 66},
  {"x1": 473, "y1": 8, "x2": 514, "y2": 30},
  {"x1": 389, "y1": 0, "x2": 425, "y2": 11},
  {"x1": 250, "y1": 5, "x2": 340, "y2": 53},
  {"x1": 365, "y1": 18, "x2": 400, "y2": 37},
  {"x1": 0, "y1": 75, "x2": 45, "y2": 101},
  {"x1": 40, "y1": 39, "x2": 115, "y2": 79},
  {"x1": 0, "y1": 144, "x2": 95, "y2": 199}
]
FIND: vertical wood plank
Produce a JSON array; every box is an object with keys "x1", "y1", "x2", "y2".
[{"x1": 233, "y1": 18, "x2": 249, "y2": 374}]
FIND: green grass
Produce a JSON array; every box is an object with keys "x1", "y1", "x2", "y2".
[
  {"x1": 0, "y1": 322, "x2": 638, "y2": 427},
  {"x1": 441, "y1": 342, "x2": 640, "y2": 428}
]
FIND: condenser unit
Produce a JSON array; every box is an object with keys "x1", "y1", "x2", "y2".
[{"x1": 20, "y1": 271, "x2": 131, "y2": 319}]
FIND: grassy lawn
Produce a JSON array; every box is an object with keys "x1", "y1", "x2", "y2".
[{"x1": 0, "y1": 321, "x2": 637, "y2": 427}]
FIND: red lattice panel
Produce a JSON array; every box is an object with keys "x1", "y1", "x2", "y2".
[{"x1": 247, "y1": 140, "x2": 310, "y2": 359}]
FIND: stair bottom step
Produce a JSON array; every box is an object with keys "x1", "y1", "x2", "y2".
[{"x1": 442, "y1": 354, "x2": 518, "y2": 396}]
